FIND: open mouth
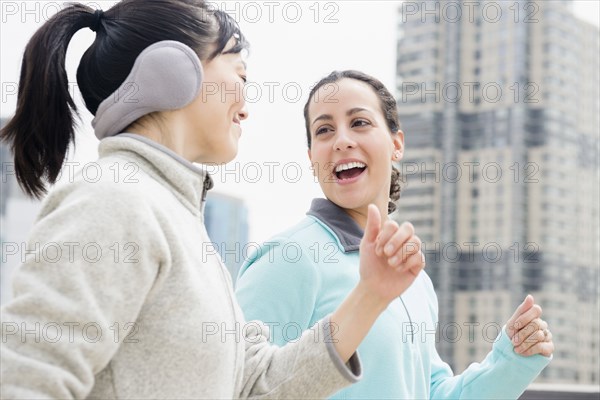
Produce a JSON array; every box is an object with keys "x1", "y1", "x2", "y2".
[{"x1": 334, "y1": 161, "x2": 367, "y2": 182}]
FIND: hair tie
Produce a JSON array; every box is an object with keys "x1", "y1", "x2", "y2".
[{"x1": 90, "y1": 9, "x2": 104, "y2": 32}]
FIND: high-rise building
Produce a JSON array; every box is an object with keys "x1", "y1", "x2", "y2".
[
  {"x1": 396, "y1": 0, "x2": 599, "y2": 384},
  {"x1": 204, "y1": 192, "x2": 249, "y2": 284}
]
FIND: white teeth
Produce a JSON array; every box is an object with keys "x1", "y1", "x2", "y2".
[{"x1": 335, "y1": 162, "x2": 366, "y2": 172}]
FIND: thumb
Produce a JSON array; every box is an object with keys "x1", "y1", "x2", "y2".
[
  {"x1": 515, "y1": 294, "x2": 534, "y2": 317},
  {"x1": 522, "y1": 294, "x2": 534, "y2": 310},
  {"x1": 363, "y1": 204, "x2": 381, "y2": 243},
  {"x1": 507, "y1": 294, "x2": 535, "y2": 336}
]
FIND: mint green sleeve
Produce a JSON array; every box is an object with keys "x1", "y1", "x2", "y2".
[
  {"x1": 235, "y1": 238, "x2": 320, "y2": 347},
  {"x1": 429, "y1": 327, "x2": 552, "y2": 399},
  {"x1": 427, "y1": 283, "x2": 552, "y2": 399}
]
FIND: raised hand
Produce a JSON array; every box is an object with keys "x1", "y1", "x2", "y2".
[
  {"x1": 329, "y1": 204, "x2": 426, "y2": 362},
  {"x1": 358, "y1": 204, "x2": 425, "y2": 305},
  {"x1": 506, "y1": 295, "x2": 554, "y2": 357}
]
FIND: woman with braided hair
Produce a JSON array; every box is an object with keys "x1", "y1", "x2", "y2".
[{"x1": 236, "y1": 70, "x2": 554, "y2": 399}]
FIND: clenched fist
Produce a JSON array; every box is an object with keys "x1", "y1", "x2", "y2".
[{"x1": 506, "y1": 295, "x2": 554, "y2": 357}]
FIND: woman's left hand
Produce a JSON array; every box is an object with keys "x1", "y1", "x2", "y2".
[{"x1": 505, "y1": 295, "x2": 554, "y2": 357}]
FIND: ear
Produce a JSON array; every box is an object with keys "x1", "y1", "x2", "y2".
[{"x1": 392, "y1": 130, "x2": 405, "y2": 161}]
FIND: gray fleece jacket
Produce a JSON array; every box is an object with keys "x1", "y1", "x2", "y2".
[{"x1": 0, "y1": 133, "x2": 361, "y2": 399}]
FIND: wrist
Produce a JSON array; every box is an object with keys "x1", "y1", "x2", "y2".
[{"x1": 354, "y1": 281, "x2": 389, "y2": 315}]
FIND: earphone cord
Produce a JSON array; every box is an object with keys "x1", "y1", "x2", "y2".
[{"x1": 399, "y1": 296, "x2": 414, "y2": 344}]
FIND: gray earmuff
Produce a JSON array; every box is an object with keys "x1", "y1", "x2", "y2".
[{"x1": 92, "y1": 40, "x2": 204, "y2": 140}]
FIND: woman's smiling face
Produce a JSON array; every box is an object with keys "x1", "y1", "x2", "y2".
[
  {"x1": 307, "y1": 78, "x2": 403, "y2": 217},
  {"x1": 184, "y1": 37, "x2": 248, "y2": 164}
]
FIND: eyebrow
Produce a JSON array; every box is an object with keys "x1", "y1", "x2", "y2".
[{"x1": 311, "y1": 107, "x2": 370, "y2": 127}]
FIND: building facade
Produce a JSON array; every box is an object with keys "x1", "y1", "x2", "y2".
[{"x1": 396, "y1": 0, "x2": 599, "y2": 383}]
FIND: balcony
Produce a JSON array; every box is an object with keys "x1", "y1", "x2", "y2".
[{"x1": 521, "y1": 384, "x2": 600, "y2": 399}]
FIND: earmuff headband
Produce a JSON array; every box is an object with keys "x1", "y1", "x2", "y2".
[{"x1": 92, "y1": 40, "x2": 204, "y2": 140}]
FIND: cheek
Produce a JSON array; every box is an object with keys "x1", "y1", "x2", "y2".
[
  {"x1": 236, "y1": 83, "x2": 244, "y2": 104},
  {"x1": 309, "y1": 148, "x2": 330, "y2": 174},
  {"x1": 219, "y1": 78, "x2": 243, "y2": 106},
  {"x1": 194, "y1": 105, "x2": 218, "y2": 131}
]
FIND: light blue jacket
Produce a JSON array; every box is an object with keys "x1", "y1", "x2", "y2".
[{"x1": 236, "y1": 198, "x2": 551, "y2": 399}]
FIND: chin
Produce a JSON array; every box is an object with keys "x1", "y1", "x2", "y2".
[
  {"x1": 223, "y1": 145, "x2": 239, "y2": 164},
  {"x1": 203, "y1": 146, "x2": 237, "y2": 165},
  {"x1": 328, "y1": 192, "x2": 369, "y2": 211}
]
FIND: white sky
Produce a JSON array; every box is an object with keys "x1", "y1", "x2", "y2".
[{"x1": 1, "y1": 1, "x2": 598, "y2": 243}]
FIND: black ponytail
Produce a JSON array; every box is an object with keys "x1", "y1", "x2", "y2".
[
  {"x1": 1, "y1": 0, "x2": 248, "y2": 199},
  {"x1": 0, "y1": 4, "x2": 97, "y2": 198}
]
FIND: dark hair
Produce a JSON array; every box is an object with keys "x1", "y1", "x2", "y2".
[
  {"x1": 0, "y1": 0, "x2": 248, "y2": 199},
  {"x1": 303, "y1": 70, "x2": 402, "y2": 214}
]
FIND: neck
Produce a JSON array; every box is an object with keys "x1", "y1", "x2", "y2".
[
  {"x1": 125, "y1": 114, "x2": 198, "y2": 162},
  {"x1": 345, "y1": 201, "x2": 389, "y2": 230}
]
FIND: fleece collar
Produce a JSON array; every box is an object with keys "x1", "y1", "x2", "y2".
[
  {"x1": 306, "y1": 198, "x2": 364, "y2": 253},
  {"x1": 98, "y1": 133, "x2": 213, "y2": 213}
]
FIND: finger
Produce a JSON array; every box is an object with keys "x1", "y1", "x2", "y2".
[
  {"x1": 388, "y1": 235, "x2": 421, "y2": 267},
  {"x1": 375, "y1": 222, "x2": 415, "y2": 257},
  {"x1": 514, "y1": 328, "x2": 546, "y2": 355},
  {"x1": 506, "y1": 295, "x2": 535, "y2": 337},
  {"x1": 400, "y1": 235, "x2": 421, "y2": 263},
  {"x1": 517, "y1": 340, "x2": 554, "y2": 357},
  {"x1": 408, "y1": 252, "x2": 426, "y2": 276},
  {"x1": 513, "y1": 318, "x2": 547, "y2": 346},
  {"x1": 375, "y1": 220, "x2": 399, "y2": 257},
  {"x1": 512, "y1": 318, "x2": 547, "y2": 347},
  {"x1": 378, "y1": 221, "x2": 414, "y2": 257},
  {"x1": 398, "y1": 250, "x2": 425, "y2": 276},
  {"x1": 511, "y1": 304, "x2": 542, "y2": 335},
  {"x1": 363, "y1": 204, "x2": 381, "y2": 244}
]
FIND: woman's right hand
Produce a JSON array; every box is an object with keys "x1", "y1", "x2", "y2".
[
  {"x1": 359, "y1": 204, "x2": 425, "y2": 306},
  {"x1": 329, "y1": 204, "x2": 426, "y2": 362}
]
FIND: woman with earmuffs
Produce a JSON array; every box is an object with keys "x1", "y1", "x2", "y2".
[{"x1": 0, "y1": 1, "x2": 428, "y2": 399}]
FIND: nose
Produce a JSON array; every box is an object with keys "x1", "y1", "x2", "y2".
[
  {"x1": 333, "y1": 129, "x2": 356, "y2": 151},
  {"x1": 238, "y1": 103, "x2": 249, "y2": 121}
]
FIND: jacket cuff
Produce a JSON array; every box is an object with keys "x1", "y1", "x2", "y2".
[
  {"x1": 494, "y1": 325, "x2": 552, "y2": 372},
  {"x1": 322, "y1": 315, "x2": 362, "y2": 383}
]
